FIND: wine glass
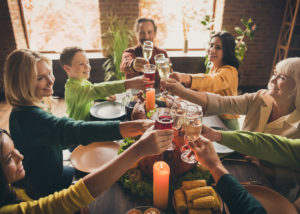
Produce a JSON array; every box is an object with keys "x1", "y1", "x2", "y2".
[
  {"x1": 181, "y1": 104, "x2": 203, "y2": 164},
  {"x1": 144, "y1": 64, "x2": 156, "y2": 88},
  {"x1": 154, "y1": 108, "x2": 176, "y2": 151},
  {"x1": 143, "y1": 41, "x2": 153, "y2": 60},
  {"x1": 170, "y1": 99, "x2": 187, "y2": 137}
]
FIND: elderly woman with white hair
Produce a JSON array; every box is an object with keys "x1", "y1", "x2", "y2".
[
  {"x1": 163, "y1": 57, "x2": 300, "y2": 201},
  {"x1": 164, "y1": 57, "x2": 300, "y2": 139}
]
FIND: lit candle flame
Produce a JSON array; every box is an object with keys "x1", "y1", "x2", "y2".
[{"x1": 160, "y1": 163, "x2": 163, "y2": 169}]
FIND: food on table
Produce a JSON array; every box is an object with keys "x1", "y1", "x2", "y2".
[
  {"x1": 127, "y1": 208, "x2": 143, "y2": 214},
  {"x1": 174, "y1": 180, "x2": 221, "y2": 213},
  {"x1": 188, "y1": 209, "x2": 212, "y2": 214},
  {"x1": 127, "y1": 168, "x2": 142, "y2": 182},
  {"x1": 131, "y1": 90, "x2": 147, "y2": 120},
  {"x1": 143, "y1": 207, "x2": 160, "y2": 214},
  {"x1": 185, "y1": 186, "x2": 215, "y2": 202},
  {"x1": 192, "y1": 195, "x2": 218, "y2": 209},
  {"x1": 182, "y1": 180, "x2": 207, "y2": 191},
  {"x1": 174, "y1": 188, "x2": 187, "y2": 212}
]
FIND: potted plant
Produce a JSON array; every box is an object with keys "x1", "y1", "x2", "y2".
[{"x1": 102, "y1": 13, "x2": 134, "y2": 81}]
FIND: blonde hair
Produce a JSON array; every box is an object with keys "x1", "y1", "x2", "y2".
[
  {"x1": 273, "y1": 57, "x2": 300, "y2": 111},
  {"x1": 4, "y1": 49, "x2": 53, "y2": 110}
]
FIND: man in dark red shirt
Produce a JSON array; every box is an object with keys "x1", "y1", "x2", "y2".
[{"x1": 120, "y1": 18, "x2": 171, "y2": 89}]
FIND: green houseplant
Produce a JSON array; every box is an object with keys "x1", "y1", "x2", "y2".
[
  {"x1": 102, "y1": 13, "x2": 134, "y2": 81},
  {"x1": 201, "y1": 16, "x2": 257, "y2": 72}
]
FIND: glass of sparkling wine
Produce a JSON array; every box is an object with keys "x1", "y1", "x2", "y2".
[
  {"x1": 143, "y1": 41, "x2": 153, "y2": 60},
  {"x1": 154, "y1": 108, "x2": 176, "y2": 151},
  {"x1": 170, "y1": 99, "x2": 187, "y2": 137},
  {"x1": 144, "y1": 64, "x2": 156, "y2": 88},
  {"x1": 181, "y1": 104, "x2": 203, "y2": 164}
]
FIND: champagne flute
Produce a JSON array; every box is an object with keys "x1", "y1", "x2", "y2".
[
  {"x1": 154, "y1": 53, "x2": 165, "y2": 74},
  {"x1": 181, "y1": 104, "x2": 203, "y2": 164},
  {"x1": 143, "y1": 41, "x2": 153, "y2": 60},
  {"x1": 170, "y1": 99, "x2": 187, "y2": 137},
  {"x1": 157, "y1": 58, "x2": 171, "y2": 98},
  {"x1": 154, "y1": 108, "x2": 175, "y2": 151}
]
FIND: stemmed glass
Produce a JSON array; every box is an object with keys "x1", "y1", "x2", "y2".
[
  {"x1": 154, "y1": 108, "x2": 176, "y2": 151},
  {"x1": 181, "y1": 104, "x2": 203, "y2": 164},
  {"x1": 143, "y1": 41, "x2": 153, "y2": 60},
  {"x1": 170, "y1": 99, "x2": 187, "y2": 137}
]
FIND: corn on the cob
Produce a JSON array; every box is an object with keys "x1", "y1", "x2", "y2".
[
  {"x1": 188, "y1": 208, "x2": 212, "y2": 214},
  {"x1": 182, "y1": 180, "x2": 207, "y2": 190},
  {"x1": 174, "y1": 188, "x2": 187, "y2": 212},
  {"x1": 212, "y1": 192, "x2": 221, "y2": 211},
  {"x1": 185, "y1": 186, "x2": 215, "y2": 202},
  {"x1": 192, "y1": 195, "x2": 217, "y2": 209}
]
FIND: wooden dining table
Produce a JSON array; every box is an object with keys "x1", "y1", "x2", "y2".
[{"x1": 87, "y1": 115, "x2": 273, "y2": 214}]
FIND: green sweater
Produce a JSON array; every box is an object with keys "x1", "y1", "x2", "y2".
[
  {"x1": 220, "y1": 131, "x2": 300, "y2": 169},
  {"x1": 9, "y1": 106, "x2": 123, "y2": 197},
  {"x1": 220, "y1": 131, "x2": 300, "y2": 201},
  {"x1": 65, "y1": 78, "x2": 126, "y2": 121}
]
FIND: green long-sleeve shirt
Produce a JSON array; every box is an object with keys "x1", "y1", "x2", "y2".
[
  {"x1": 220, "y1": 131, "x2": 300, "y2": 201},
  {"x1": 220, "y1": 131, "x2": 300, "y2": 169},
  {"x1": 9, "y1": 106, "x2": 123, "y2": 197},
  {"x1": 65, "y1": 78, "x2": 126, "y2": 121}
]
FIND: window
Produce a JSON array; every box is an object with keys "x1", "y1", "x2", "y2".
[
  {"x1": 140, "y1": 0, "x2": 214, "y2": 50},
  {"x1": 21, "y1": 0, "x2": 101, "y2": 52}
]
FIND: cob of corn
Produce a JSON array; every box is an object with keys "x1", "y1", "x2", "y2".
[
  {"x1": 192, "y1": 195, "x2": 218, "y2": 209},
  {"x1": 188, "y1": 208, "x2": 212, "y2": 214},
  {"x1": 185, "y1": 186, "x2": 215, "y2": 202},
  {"x1": 174, "y1": 188, "x2": 187, "y2": 212},
  {"x1": 182, "y1": 180, "x2": 207, "y2": 190}
]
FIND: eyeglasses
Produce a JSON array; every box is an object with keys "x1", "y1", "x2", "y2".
[{"x1": 0, "y1": 128, "x2": 11, "y2": 138}]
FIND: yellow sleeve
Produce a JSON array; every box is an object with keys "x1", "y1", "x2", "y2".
[
  {"x1": 190, "y1": 65, "x2": 238, "y2": 93},
  {"x1": 0, "y1": 179, "x2": 94, "y2": 214}
]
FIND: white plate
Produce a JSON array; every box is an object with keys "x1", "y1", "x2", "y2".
[
  {"x1": 90, "y1": 101, "x2": 125, "y2": 120},
  {"x1": 213, "y1": 141, "x2": 234, "y2": 154},
  {"x1": 71, "y1": 142, "x2": 120, "y2": 173}
]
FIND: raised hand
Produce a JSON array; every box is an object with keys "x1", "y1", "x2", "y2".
[
  {"x1": 169, "y1": 72, "x2": 191, "y2": 87},
  {"x1": 188, "y1": 135, "x2": 221, "y2": 170},
  {"x1": 124, "y1": 75, "x2": 154, "y2": 91},
  {"x1": 133, "y1": 57, "x2": 149, "y2": 72},
  {"x1": 163, "y1": 78, "x2": 186, "y2": 96},
  {"x1": 137, "y1": 127, "x2": 174, "y2": 156}
]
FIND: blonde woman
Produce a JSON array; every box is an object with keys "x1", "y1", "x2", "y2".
[{"x1": 3, "y1": 49, "x2": 166, "y2": 198}]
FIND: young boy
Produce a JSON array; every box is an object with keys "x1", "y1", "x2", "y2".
[{"x1": 60, "y1": 46, "x2": 151, "y2": 121}]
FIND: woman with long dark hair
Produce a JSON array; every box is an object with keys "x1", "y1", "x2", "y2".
[
  {"x1": 170, "y1": 31, "x2": 240, "y2": 130},
  {"x1": 0, "y1": 127, "x2": 172, "y2": 213}
]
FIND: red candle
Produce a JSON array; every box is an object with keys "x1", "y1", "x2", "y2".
[{"x1": 153, "y1": 161, "x2": 170, "y2": 210}]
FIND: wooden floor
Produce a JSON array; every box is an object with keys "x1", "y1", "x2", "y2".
[{"x1": 0, "y1": 98, "x2": 67, "y2": 132}]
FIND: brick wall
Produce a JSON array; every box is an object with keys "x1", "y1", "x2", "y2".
[
  {"x1": 99, "y1": 0, "x2": 139, "y2": 56},
  {"x1": 216, "y1": 0, "x2": 285, "y2": 89},
  {"x1": 0, "y1": 0, "x2": 287, "y2": 99},
  {"x1": 0, "y1": 0, "x2": 27, "y2": 99}
]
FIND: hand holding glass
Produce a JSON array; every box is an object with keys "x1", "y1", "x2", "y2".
[
  {"x1": 144, "y1": 64, "x2": 156, "y2": 88},
  {"x1": 154, "y1": 108, "x2": 176, "y2": 151},
  {"x1": 181, "y1": 105, "x2": 203, "y2": 164}
]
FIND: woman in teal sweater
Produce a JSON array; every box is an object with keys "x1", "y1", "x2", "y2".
[
  {"x1": 0, "y1": 127, "x2": 174, "y2": 213},
  {"x1": 3, "y1": 49, "x2": 156, "y2": 198}
]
